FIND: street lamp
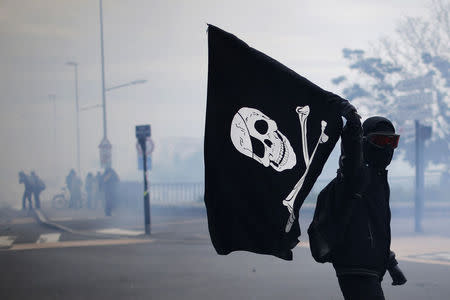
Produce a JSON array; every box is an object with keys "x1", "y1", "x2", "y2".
[
  {"x1": 96, "y1": 77, "x2": 148, "y2": 169},
  {"x1": 80, "y1": 80, "x2": 147, "y2": 111},
  {"x1": 105, "y1": 79, "x2": 148, "y2": 92},
  {"x1": 66, "y1": 61, "x2": 81, "y2": 175},
  {"x1": 98, "y1": 0, "x2": 146, "y2": 169}
]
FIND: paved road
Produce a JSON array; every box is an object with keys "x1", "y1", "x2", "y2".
[{"x1": 1, "y1": 209, "x2": 450, "y2": 299}]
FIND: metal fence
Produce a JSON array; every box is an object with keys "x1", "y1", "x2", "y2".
[
  {"x1": 118, "y1": 181, "x2": 204, "y2": 210},
  {"x1": 120, "y1": 172, "x2": 447, "y2": 210},
  {"x1": 150, "y1": 182, "x2": 204, "y2": 205}
]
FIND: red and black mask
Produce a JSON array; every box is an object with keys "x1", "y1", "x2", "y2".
[{"x1": 362, "y1": 117, "x2": 399, "y2": 169}]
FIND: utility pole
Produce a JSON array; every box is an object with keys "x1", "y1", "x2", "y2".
[
  {"x1": 99, "y1": 0, "x2": 107, "y2": 141},
  {"x1": 98, "y1": 0, "x2": 112, "y2": 169},
  {"x1": 66, "y1": 62, "x2": 81, "y2": 175},
  {"x1": 97, "y1": 0, "x2": 146, "y2": 170},
  {"x1": 49, "y1": 93, "x2": 58, "y2": 182}
]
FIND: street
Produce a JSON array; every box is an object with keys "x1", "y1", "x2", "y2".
[{"x1": 1, "y1": 208, "x2": 450, "y2": 300}]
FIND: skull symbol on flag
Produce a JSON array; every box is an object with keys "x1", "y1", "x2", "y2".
[{"x1": 230, "y1": 107, "x2": 297, "y2": 172}]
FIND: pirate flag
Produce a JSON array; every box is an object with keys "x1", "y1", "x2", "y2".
[{"x1": 204, "y1": 25, "x2": 344, "y2": 260}]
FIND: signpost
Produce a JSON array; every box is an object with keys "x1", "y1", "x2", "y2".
[{"x1": 136, "y1": 124, "x2": 152, "y2": 235}]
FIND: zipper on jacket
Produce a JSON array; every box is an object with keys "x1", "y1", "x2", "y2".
[{"x1": 367, "y1": 220, "x2": 374, "y2": 248}]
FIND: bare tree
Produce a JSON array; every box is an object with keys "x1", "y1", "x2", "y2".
[{"x1": 332, "y1": 0, "x2": 450, "y2": 168}]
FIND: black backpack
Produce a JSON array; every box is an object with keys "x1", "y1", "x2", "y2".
[
  {"x1": 307, "y1": 177, "x2": 339, "y2": 263},
  {"x1": 37, "y1": 178, "x2": 46, "y2": 191},
  {"x1": 308, "y1": 171, "x2": 358, "y2": 263}
]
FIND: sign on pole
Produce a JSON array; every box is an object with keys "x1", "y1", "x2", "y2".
[
  {"x1": 135, "y1": 125, "x2": 151, "y2": 139},
  {"x1": 99, "y1": 137, "x2": 112, "y2": 169},
  {"x1": 137, "y1": 137, "x2": 154, "y2": 170}
]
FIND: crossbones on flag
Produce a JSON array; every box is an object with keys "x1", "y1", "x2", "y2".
[{"x1": 204, "y1": 25, "x2": 344, "y2": 260}]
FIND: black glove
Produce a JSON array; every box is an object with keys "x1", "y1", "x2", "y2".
[
  {"x1": 343, "y1": 108, "x2": 361, "y2": 127},
  {"x1": 325, "y1": 92, "x2": 359, "y2": 121},
  {"x1": 388, "y1": 264, "x2": 407, "y2": 286}
]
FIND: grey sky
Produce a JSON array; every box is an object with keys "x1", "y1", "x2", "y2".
[{"x1": 0, "y1": 0, "x2": 427, "y2": 206}]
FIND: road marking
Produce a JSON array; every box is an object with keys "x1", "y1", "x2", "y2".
[
  {"x1": 392, "y1": 236, "x2": 450, "y2": 267},
  {"x1": 398, "y1": 252, "x2": 450, "y2": 266},
  {"x1": 37, "y1": 233, "x2": 61, "y2": 244},
  {"x1": 398, "y1": 256, "x2": 450, "y2": 267},
  {"x1": 96, "y1": 228, "x2": 144, "y2": 236},
  {"x1": 6, "y1": 238, "x2": 153, "y2": 251},
  {"x1": 0, "y1": 236, "x2": 16, "y2": 247},
  {"x1": 412, "y1": 252, "x2": 450, "y2": 262}
]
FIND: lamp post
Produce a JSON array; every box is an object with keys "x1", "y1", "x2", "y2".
[
  {"x1": 100, "y1": 0, "x2": 107, "y2": 141},
  {"x1": 97, "y1": 78, "x2": 147, "y2": 169},
  {"x1": 98, "y1": 0, "x2": 111, "y2": 169},
  {"x1": 49, "y1": 93, "x2": 58, "y2": 181},
  {"x1": 98, "y1": 0, "x2": 146, "y2": 169},
  {"x1": 80, "y1": 80, "x2": 147, "y2": 111},
  {"x1": 66, "y1": 61, "x2": 81, "y2": 175}
]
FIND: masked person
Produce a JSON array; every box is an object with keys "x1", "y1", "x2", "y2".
[
  {"x1": 30, "y1": 171, "x2": 45, "y2": 209},
  {"x1": 101, "y1": 167, "x2": 119, "y2": 216},
  {"x1": 85, "y1": 172, "x2": 94, "y2": 209},
  {"x1": 19, "y1": 171, "x2": 32, "y2": 210},
  {"x1": 331, "y1": 113, "x2": 407, "y2": 300}
]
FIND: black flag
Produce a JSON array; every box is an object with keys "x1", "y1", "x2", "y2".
[{"x1": 204, "y1": 25, "x2": 343, "y2": 260}]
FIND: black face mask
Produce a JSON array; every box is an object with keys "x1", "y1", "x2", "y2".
[{"x1": 362, "y1": 117, "x2": 396, "y2": 169}]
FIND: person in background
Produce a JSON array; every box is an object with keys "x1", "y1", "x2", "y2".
[
  {"x1": 66, "y1": 169, "x2": 75, "y2": 208},
  {"x1": 30, "y1": 171, "x2": 45, "y2": 209},
  {"x1": 85, "y1": 172, "x2": 94, "y2": 209},
  {"x1": 71, "y1": 174, "x2": 83, "y2": 208},
  {"x1": 101, "y1": 167, "x2": 119, "y2": 216},
  {"x1": 66, "y1": 169, "x2": 82, "y2": 208},
  {"x1": 19, "y1": 171, "x2": 32, "y2": 210},
  {"x1": 94, "y1": 171, "x2": 103, "y2": 209}
]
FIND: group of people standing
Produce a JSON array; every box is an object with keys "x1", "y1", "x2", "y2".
[
  {"x1": 18, "y1": 171, "x2": 46, "y2": 210},
  {"x1": 65, "y1": 167, "x2": 119, "y2": 216},
  {"x1": 19, "y1": 167, "x2": 119, "y2": 217}
]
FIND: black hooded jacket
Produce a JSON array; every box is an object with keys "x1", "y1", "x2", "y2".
[{"x1": 332, "y1": 117, "x2": 397, "y2": 278}]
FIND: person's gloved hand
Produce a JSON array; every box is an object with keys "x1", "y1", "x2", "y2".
[
  {"x1": 388, "y1": 264, "x2": 407, "y2": 286},
  {"x1": 343, "y1": 107, "x2": 361, "y2": 127}
]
